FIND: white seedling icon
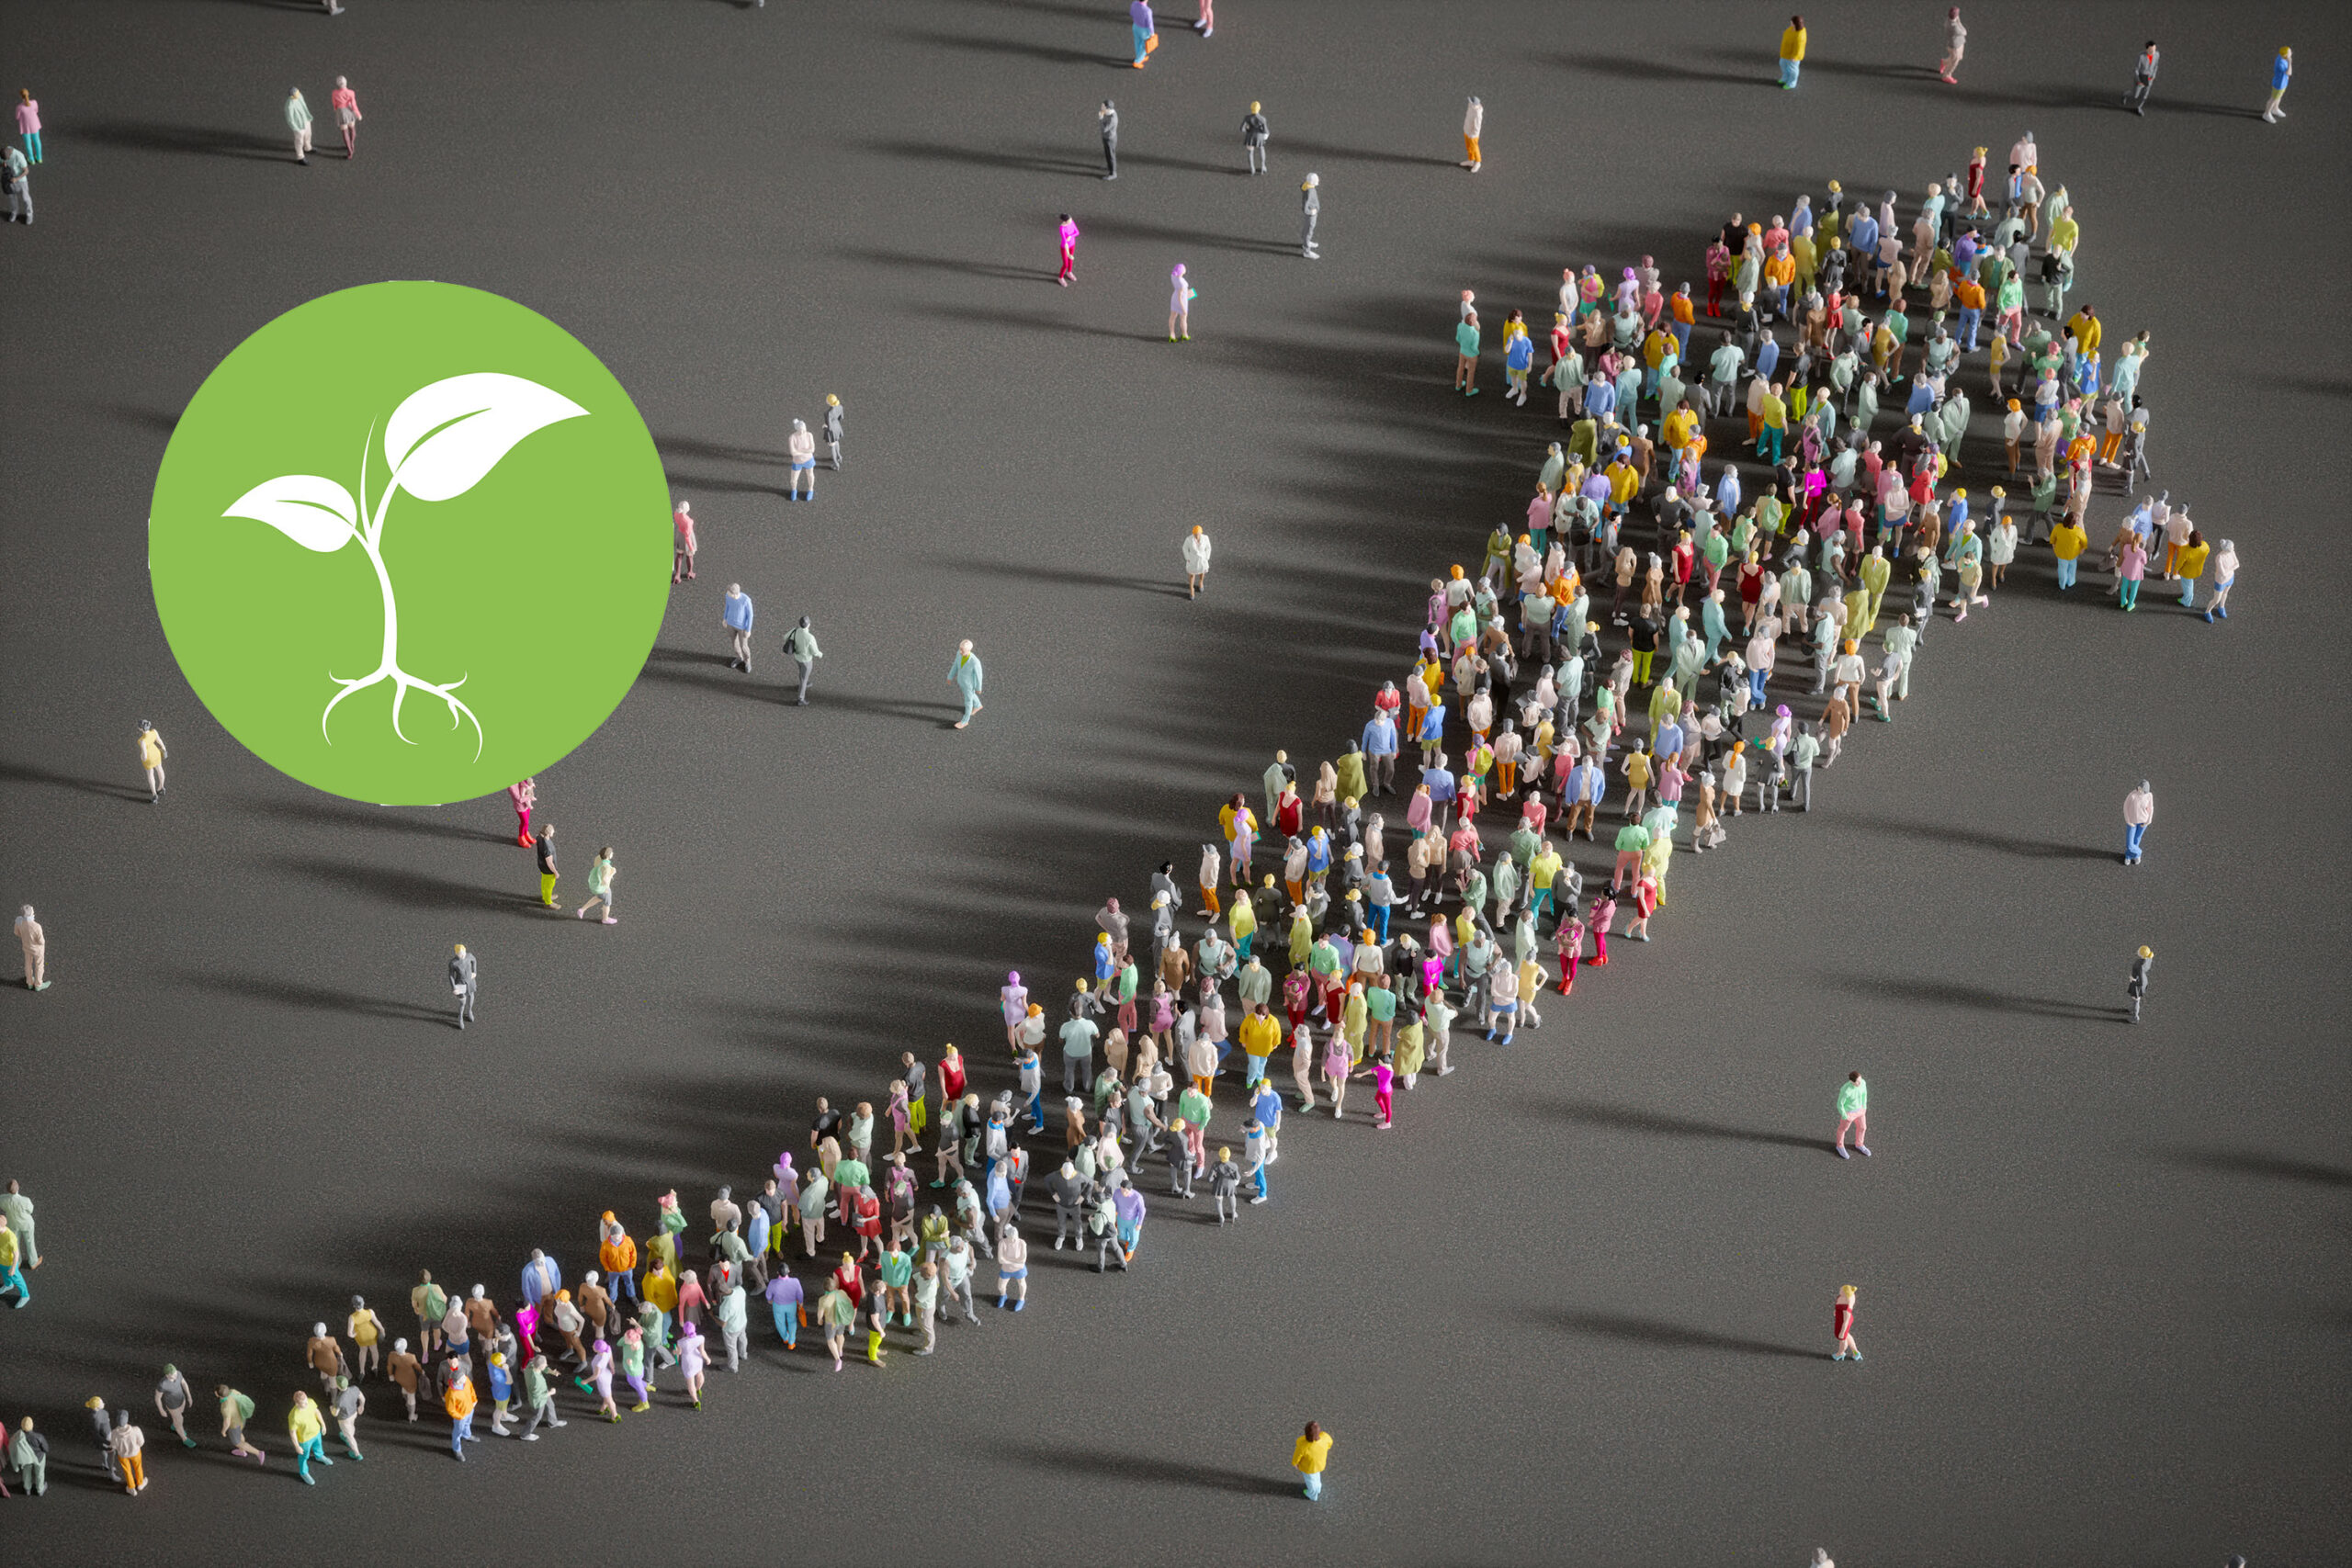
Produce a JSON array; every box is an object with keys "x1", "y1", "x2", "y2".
[{"x1": 221, "y1": 373, "x2": 587, "y2": 760}]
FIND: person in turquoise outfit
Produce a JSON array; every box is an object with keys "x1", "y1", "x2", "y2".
[{"x1": 951, "y1": 640, "x2": 985, "y2": 730}]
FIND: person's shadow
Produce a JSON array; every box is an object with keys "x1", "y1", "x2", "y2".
[{"x1": 1004, "y1": 1440, "x2": 1301, "y2": 1496}]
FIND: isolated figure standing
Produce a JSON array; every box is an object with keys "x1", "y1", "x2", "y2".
[
  {"x1": 2124, "y1": 39, "x2": 2159, "y2": 115},
  {"x1": 1293, "y1": 1420, "x2": 1333, "y2": 1500},
  {"x1": 286, "y1": 87, "x2": 313, "y2": 164},
  {"x1": 137, "y1": 720, "x2": 167, "y2": 802},
  {"x1": 1169, "y1": 263, "x2": 1193, "y2": 340},
  {"x1": 672, "y1": 499, "x2": 695, "y2": 582},
  {"x1": 449, "y1": 943, "x2": 477, "y2": 1029},
  {"x1": 724, "y1": 582, "x2": 754, "y2": 671},
  {"x1": 1098, "y1": 100, "x2": 1118, "y2": 179},
  {"x1": 2121, "y1": 779, "x2": 2154, "y2": 865},
  {"x1": 824, "y1": 394, "x2": 843, "y2": 468},
  {"x1": 1937, "y1": 8, "x2": 1965, "y2": 83},
  {"x1": 1182, "y1": 525, "x2": 1213, "y2": 598},
  {"x1": 1300, "y1": 173, "x2": 1320, "y2": 259},
  {"x1": 14, "y1": 90, "x2": 40, "y2": 164},
  {"x1": 785, "y1": 616, "x2": 822, "y2": 705},
  {"x1": 330, "y1": 75, "x2": 362, "y2": 158},
  {"x1": 2127, "y1": 945, "x2": 2154, "y2": 1022},
  {"x1": 1831, "y1": 1285, "x2": 1861, "y2": 1360},
  {"x1": 14, "y1": 906, "x2": 47, "y2": 991},
  {"x1": 1834, "y1": 1071, "x2": 1870, "y2": 1156},
  {"x1": 786, "y1": 419, "x2": 817, "y2": 499},
  {"x1": 1057, "y1": 213, "x2": 1080, "y2": 287},
  {"x1": 1460, "y1": 96, "x2": 1483, "y2": 170},
  {"x1": 1129, "y1": 0, "x2": 1157, "y2": 68},
  {"x1": 2263, "y1": 47, "x2": 2291, "y2": 121},
  {"x1": 952, "y1": 639, "x2": 985, "y2": 729},
  {"x1": 1241, "y1": 101, "x2": 1268, "y2": 174},
  {"x1": 1778, "y1": 15, "x2": 1807, "y2": 89}
]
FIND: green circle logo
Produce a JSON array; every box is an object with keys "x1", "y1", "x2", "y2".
[{"x1": 149, "y1": 281, "x2": 669, "y2": 805}]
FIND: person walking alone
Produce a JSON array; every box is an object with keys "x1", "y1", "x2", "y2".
[
  {"x1": 1240, "y1": 101, "x2": 1268, "y2": 174},
  {"x1": 786, "y1": 419, "x2": 817, "y2": 499},
  {"x1": 1834, "y1": 1071, "x2": 1869, "y2": 1157},
  {"x1": 14, "y1": 906, "x2": 48, "y2": 992},
  {"x1": 137, "y1": 720, "x2": 168, "y2": 803},
  {"x1": 2124, "y1": 39, "x2": 2159, "y2": 116},
  {"x1": 1459, "y1": 96, "x2": 1483, "y2": 171},
  {"x1": 1937, "y1": 8, "x2": 1965, "y2": 83},
  {"x1": 951, "y1": 639, "x2": 985, "y2": 730},
  {"x1": 1057, "y1": 213, "x2": 1080, "y2": 287},
  {"x1": 448, "y1": 943, "x2": 477, "y2": 1030},
  {"x1": 286, "y1": 86, "x2": 314, "y2": 163},
  {"x1": 1778, "y1": 15, "x2": 1807, "y2": 89},
  {"x1": 1292, "y1": 1421, "x2": 1333, "y2": 1500},
  {"x1": 1831, "y1": 1285, "x2": 1862, "y2": 1360},
  {"x1": 1169, "y1": 263, "x2": 1193, "y2": 340},
  {"x1": 14, "y1": 90, "x2": 40, "y2": 164},
  {"x1": 672, "y1": 499, "x2": 695, "y2": 581},
  {"x1": 2263, "y1": 47, "x2": 2291, "y2": 122},
  {"x1": 575, "y1": 847, "x2": 618, "y2": 925},
  {"x1": 1098, "y1": 100, "x2": 1118, "y2": 180},
  {"x1": 1182, "y1": 525, "x2": 1213, "y2": 598},
  {"x1": 330, "y1": 75, "x2": 362, "y2": 158},
  {"x1": 784, "y1": 616, "x2": 822, "y2": 705},
  {"x1": 2121, "y1": 779, "x2": 2154, "y2": 865},
  {"x1": 1299, "y1": 173, "x2": 1320, "y2": 259},
  {"x1": 723, "y1": 583, "x2": 754, "y2": 671}
]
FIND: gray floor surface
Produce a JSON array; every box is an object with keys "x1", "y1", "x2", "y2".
[{"x1": 0, "y1": 2, "x2": 2345, "y2": 1562}]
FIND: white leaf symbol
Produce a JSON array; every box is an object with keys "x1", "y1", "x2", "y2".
[
  {"x1": 383, "y1": 372, "x2": 589, "y2": 503},
  {"x1": 220, "y1": 475, "x2": 359, "y2": 552}
]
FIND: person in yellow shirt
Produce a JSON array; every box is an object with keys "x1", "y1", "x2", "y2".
[
  {"x1": 1292, "y1": 1419, "x2": 1334, "y2": 1500},
  {"x1": 287, "y1": 1391, "x2": 332, "y2": 1483},
  {"x1": 1757, "y1": 381, "x2": 1789, "y2": 463},
  {"x1": 137, "y1": 721, "x2": 167, "y2": 803},
  {"x1": 345, "y1": 1295, "x2": 385, "y2": 1382},
  {"x1": 1238, "y1": 1002, "x2": 1282, "y2": 1088},
  {"x1": 2171, "y1": 530, "x2": 2211, "y2": 609},
  {"x1": 1227, "y1": 886, "x2": 1257, "y2": 957},
  {"x1": 2048, "y1": 515, "x2": 2088, "y2": 591},
  {"x1": 1779, "y1": 15, "x2": 1808, "y2": 88},
  {"x1": 2064, "y1": 305, "x2": 2101, "y2": 358}
]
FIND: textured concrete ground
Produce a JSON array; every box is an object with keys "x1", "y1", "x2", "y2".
[{"x1": 0, "y1": 2, "x2": 2345, "y2": 1563}]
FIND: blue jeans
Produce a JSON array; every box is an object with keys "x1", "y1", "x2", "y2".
[
  {"x1": 1132, "y1": 23, "x2": 1151, "y2": 62},
  {"x1": 1025, "y1": 1089, "x2": 1043, "y2": 1130},
  {"x1": 2055, "y1": 557, "x2": 2077, "y2": 589},
  {"x1": 1304, "y1": 1470, "x2": 1323, "y2": 1499},
  {"x1": 2125, "y1": 822, "x2": 2147, "y2": 862},
  {"x1": 1779, "y1": 58, "x2": 1800, "y2": 86},
  {"x1": 1748, "y1": 668, "x2": 1770, "y2": 705},
  {"x1": 1370, "y1": 904, "x2": 1391, "y2": 940},
  {"x1": 1957, "y1": 308, "x2": 1981, "y2": 351},
  {"x1": 771, "y1": 1303, "x2": 798, "y2": 1348},
  {"x1": 450, "y1": 1413, "x2": 472, "y2": 1455}
]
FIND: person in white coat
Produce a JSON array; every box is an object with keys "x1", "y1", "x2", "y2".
[
  {"x1": 1182, "y1": 526, "x2": 1213, "y2": 599},
  {"x1": 1460, "y1": 96, "x2": 1483, "y2": 171}
]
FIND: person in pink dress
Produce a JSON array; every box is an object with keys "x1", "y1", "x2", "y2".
[
  {"x1": 506, "y1": 777, "x2": 536, "y2": 847},
  {"x1": 672, "y1": 499, "x2": 696, "y2": 581},
  {"x1": 330, "y1": 76, "x2": 362, "y2": 159},
  {"x1": 1056, "y1": 214, "x2": 1080, "y2": 287}
]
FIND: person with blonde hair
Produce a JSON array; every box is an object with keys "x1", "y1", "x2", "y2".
[{"x1": 1831, "y1": 1285, "x2": 1861, "y2": 1360}]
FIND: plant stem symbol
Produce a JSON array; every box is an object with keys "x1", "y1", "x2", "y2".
[{"x1": 221, "y1": 374, "x2": 587, "y2": 761}]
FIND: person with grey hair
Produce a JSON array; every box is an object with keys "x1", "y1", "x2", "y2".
[
  {"x1": 1098, "y1": 99, "x2": 1117, "y2": 180},
  {"x1": 784, "y1": 616, "x2": 821, "y2": 705},
  {"x1": 1299, "y1": 173, "x2": 1320, "y2": 259},
  {"x1": 330, "y1": 75, "x2": 362, "y2": 158},
  {"x1": 786, "y1": 418, "x2": 816, "y2": 499},
  {"x1": 14, "y1": 906, "x2": 48, "y2": 991}
]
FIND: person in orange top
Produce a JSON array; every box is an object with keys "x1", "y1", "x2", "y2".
[
  {"x1": 443, "y1": 1365, "x2": 478, "y2": 1459},
  {"x1": 599, "y1": 1212, "x2": 639, "y2": 1312}
]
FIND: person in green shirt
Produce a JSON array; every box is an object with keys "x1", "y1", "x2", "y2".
[
  {"x1": 1834, "y1": 1071, "x2": 1870, "y2": 1156},
  {"x1": 574, "y1": 846, "x2": 618, "y2": 924},
  {"x1": 1453, "y1": 314, "x2": 1481, "y2": 396},
  {"x1": 1611, "y1": 821, "x2": 1651, "y2": 893}
]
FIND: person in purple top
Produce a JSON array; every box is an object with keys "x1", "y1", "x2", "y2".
[
  {"x1": 1129, "y1": 0, "x2": 1157, "y2": 68},
  {"x1": 763, "y1": 1268, "x2": 804, "y2": 1348}
]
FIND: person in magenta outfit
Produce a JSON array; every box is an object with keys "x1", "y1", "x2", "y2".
[{"x1": 1057, "y1": 214, "x2": 1080, "y2": 287}]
